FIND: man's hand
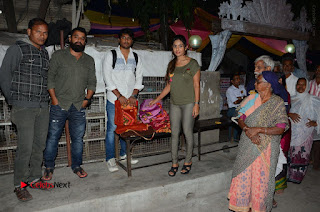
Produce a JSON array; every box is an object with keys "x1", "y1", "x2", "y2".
[
  {"x1": 128, "y1": 96, "x2": 136, "y2": 106},
  {"x1": 289, "y1": 113, "x2": 301, "y2": 123},
  {"x1": 51, "y1": 97, "x2": 59, "y2": 105},
  {"x1": 81, "y1": 100, "x2": 88, "y2": 108},
  {"x1": 118, "y1": 96, "x2": 128, "y2": 105},
  {"x1": 234, "y1": 96, "x2": 244, "y2": 105}
]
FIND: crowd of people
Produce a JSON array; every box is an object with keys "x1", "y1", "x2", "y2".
[
  {"x1": 226, "y1": 55, "x2": 320, "y2": 211},
  {"x1": 0, "y1": 18, "x2": 319, "y2": 211},
  {"x1": 0, "y1": 18, "x2": 201, "y2": 202}
]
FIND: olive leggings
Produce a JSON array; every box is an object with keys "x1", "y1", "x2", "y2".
[{"x1": 169, "y1": 103, "x2": 195, "y2": 164}]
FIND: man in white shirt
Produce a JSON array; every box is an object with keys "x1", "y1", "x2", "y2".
[
  {"x1": 283, "y1": 57, "x2": 298, "y2": 96},
  {"x1": 226, "y1": 73, "x2": 246, "y2": 142},
  {"x1": 102, "y1": 28, "x2": 144, "y2": 172}
]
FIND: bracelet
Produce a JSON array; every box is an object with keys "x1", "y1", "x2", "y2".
[
  {"x1": 117, "y1": 94, "x2": 122, "y2": 100},
  {"x1": 265, "y1": 127, "x2": 267, "y2": 134},
  {"x1": 195, "y1": 102, "x2": 200, "y2": 105}
]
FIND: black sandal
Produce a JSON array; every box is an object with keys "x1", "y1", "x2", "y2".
[
  {"x1": 168, "y1": 166, "x2": 179, "y2": 177},
  {"x1": 181, "y1": 164, "x2": 192, "y2": 174},
  {"x1": 42, "y1": 168, "x2": 54, "y2": 181},
  {"x1": 73, "y1": 167, "x2": 88, "y2": 178}
]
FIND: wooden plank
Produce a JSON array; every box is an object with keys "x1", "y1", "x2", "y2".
[{"x1": 221, "y1": 19, "x2": 310, "y2": 41}]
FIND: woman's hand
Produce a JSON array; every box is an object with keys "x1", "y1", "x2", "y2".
[
  {"x1": 306, "y1": 119, "x2": 317, "y2": 128},
  {"x1": 149, "y1": 99, "x2": 158, "y2": 106},
  {"x1": 192, "y1": 104, "x2": 199, "y2": 118},
  {"x1": 244, "y1": 127, "x2": 261, "y2": 145},
  {"x1": 289, "y1": 113, "x2": 301, "y2": 123},
  {"x1": 251, "y1": 135, "x2": 261, "y2": 145},
  {"x1": 246, "y1": 127, "x2": 261, "y2": 139}
]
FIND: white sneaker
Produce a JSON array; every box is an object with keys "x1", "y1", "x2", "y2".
[
  {"x1": 120, "y1": 154, "x2": 139, "y2": 165},
  {"x1": 106, "y1": 158, "x2": 119, "y2": 172}
]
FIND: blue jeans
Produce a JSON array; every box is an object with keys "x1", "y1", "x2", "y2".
[
  {"x1": 227, "y1": 107, "x2": 241, "y2": 141},
  {"x1": 105, "y1": 100, "x2": 126, "y2": 161},
  {"x1": 44, "y1": 104, "x2": 86, "y2": 170}
]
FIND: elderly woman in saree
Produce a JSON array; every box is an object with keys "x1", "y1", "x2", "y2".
[
  {"x1": 228, "y1": 71, "x2": 288, "y2": 212},
  {"x1": 288, "y1": 78, "x2": 320, "y2": 183}
]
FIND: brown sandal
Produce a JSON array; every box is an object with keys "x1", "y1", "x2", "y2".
[
  {"x1": 14, "y1": 187, "x2": 33, "y2": 202},
  {"x1": 73, "y1": 167, "x2": 88, "y2": 178}
]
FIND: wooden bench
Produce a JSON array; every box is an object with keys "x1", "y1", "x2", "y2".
[{"x1": 193, "y1": 117, "x2": 233, "y2": 161}]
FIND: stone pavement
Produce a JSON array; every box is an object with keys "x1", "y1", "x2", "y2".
[{"x1": 0, "y1": 136, "x2": 319, "y2": 212}]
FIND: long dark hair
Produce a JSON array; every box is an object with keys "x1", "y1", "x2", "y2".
[{"x1": 165, "y1": 35, "x2": 187, "y2": 83}]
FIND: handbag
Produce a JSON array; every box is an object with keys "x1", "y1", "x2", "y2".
[{"x1": 114, "y1": 100, "x2": 148, "y2": 134}]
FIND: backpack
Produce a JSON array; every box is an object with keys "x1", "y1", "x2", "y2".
[{"x1": 111, "y1": 49, "x2": 138, "y2": 75}]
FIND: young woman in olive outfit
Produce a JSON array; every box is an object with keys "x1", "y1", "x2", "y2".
[{"x1": 150, "y1": 35, "x2": 201, "y2": 176}]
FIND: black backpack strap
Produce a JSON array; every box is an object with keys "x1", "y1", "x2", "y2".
[
  {"x1": 133, "y1": 52, "x2": 138, "y2": 74},
  {"x1": 111, "y1": 49, "x2": 117, "y2": 69},
  {"x1": 112, "y1": 50, "x2": 138, "y2": 74}
]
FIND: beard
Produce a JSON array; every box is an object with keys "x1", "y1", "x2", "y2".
[{"x1": 70, "y1": 42, "x2": 85, "y2": 52}]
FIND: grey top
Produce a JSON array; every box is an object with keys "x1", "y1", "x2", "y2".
[
  {"x1": 48, "y1": 48, "x2": 97, "y2": 110},
  {"x1": 170, "y1": 59, "x2": 200, "y2": 105}
]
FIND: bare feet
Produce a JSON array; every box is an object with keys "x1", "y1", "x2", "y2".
[
  {"x1": 273, "y1": 199, "x2": 278, "y2": 208},
  {"x1": 275, "y1": 189, "x2": 284, "y2": 194}
]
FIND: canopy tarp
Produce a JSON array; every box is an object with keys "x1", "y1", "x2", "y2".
[
  {"x1": 227, "y1": 35, "x2": 287, "y2": 56},
  {"x1": 84, "y1": 10, "x2": 160, "y2": 36},
  {"x1": 170, "y1": 7, "x2": 287, "y2": 55},
  {"x1": 170, "y1": 16, "x2": 212, "y2": 52}
]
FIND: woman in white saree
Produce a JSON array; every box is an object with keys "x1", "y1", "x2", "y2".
[{"x1": 288, "y1": 78, "x2": 320, "y2": 183}]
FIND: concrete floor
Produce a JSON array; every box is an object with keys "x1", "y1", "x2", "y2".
[{"x1": 0, "y1": 132, "x2": 319, "y2": 212}]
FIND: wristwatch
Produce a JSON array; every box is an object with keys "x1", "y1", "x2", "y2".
[{"x1": 84, "y1": 97, "x2": 91, "y2": 105}]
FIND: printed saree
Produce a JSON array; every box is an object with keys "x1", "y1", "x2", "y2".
[{"x1": 228, "y1": 95, "x2": 288, "y2": 212}]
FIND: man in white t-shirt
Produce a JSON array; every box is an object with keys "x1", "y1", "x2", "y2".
[
  {"x1": 226, "y1": 73, "x2": 246, "y2": 142},
  {"x1": 283, "y1": 57, "x2": 298, "y2": 96}
]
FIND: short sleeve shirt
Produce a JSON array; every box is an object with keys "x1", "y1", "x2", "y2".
[{"x1": 170, "y1": 59, "x2": 200, "y2": 105}]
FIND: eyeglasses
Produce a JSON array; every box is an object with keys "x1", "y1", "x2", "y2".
[{"x1": 121, "y1": 36, "x2": 133, "y2": 41}]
